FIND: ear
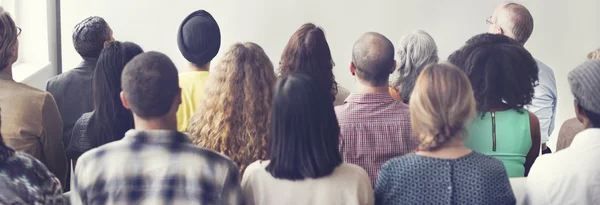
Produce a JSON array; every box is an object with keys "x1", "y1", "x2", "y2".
[
  {"x1": 104, "y1": 40, "x2": 111, "y2": 48},
  {"x1": 350, "y1": 62, "x2": 356, "y2": 76},
  {"x1": 120, "y1": 91, "x2": 131, "y2": 110},
  {"x1": 391, "y1": 60, "x2": 397, "y2": 74}
]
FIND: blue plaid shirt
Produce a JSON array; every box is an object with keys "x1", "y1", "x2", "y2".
[
  {"x1": 71, "y1": 130, "x2": 244, "y2": 205},
  {"x1": 0, "y1": 144, "x2": 64, "y2": 205}
]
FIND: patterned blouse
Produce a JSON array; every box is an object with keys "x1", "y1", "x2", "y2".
[
  {"x1": 375, "y1": 152, "x2": 515, "y2": 205},
  {"x1": 0, "y1": 144, "x2": 64, "y2": 204}
]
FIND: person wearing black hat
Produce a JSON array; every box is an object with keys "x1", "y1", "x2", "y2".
[{"x1": 176, "y1": 10, "x2": 221, "y2": 132}]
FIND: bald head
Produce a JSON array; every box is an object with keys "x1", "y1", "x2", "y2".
[
  {"x1": 352, "y1": 32, "x2": 395, "y2": 86},
  {"x1": 490, "y1": 3, "x2": 534, "y2": 45}
]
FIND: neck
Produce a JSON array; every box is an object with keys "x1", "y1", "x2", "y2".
[
  {"x1": 416, "y1": 137, "x2": 472, "y2": 159},
  {"x1": 190, "y1": 62, "x2": 210, "y2": 72},
  {"x1": 0, "y1": 66, "x2": 12, "y2": 79},
  {"x1": 133, "y1": 115, "x2": 177, "y2": 131},
  {"x1": 355, "y1": 80, "x2": 389, "y2": 94}
]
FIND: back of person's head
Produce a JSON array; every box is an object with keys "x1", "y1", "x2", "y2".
[
  {"x1": 490, "y1": 3, "x2": 534, "y2": 45},
  {"x1": 72, "y1": 16, "x2": 112, "y2": 59},
  {"x1": 190, "y1": 42, "x2": 276, "y2": 173},
  {"x1": 279, "y1": 23, "x2": 337, "y2": 101},
  {"x1": 267, "y1": 73, "x2": 342, "y2": 180},
  {"x1": 569, "y1": 60, "x2": 600, "y2": 128},
  {"x1": 0, "y1": 7, "x2": 17, "y2": 70},
  {"x1": 352, "y1": 32, "x2": 395, "y2": 87},
  {"x1": 588, "y1": 48, "x2": 600, "y2": 60},
  {"x1": 410, "y1": 63, "x2": 475, "y2": 151},
  {"x1": 178, "y1": 10, "x2": 221, "y2": 67},
  {"x1": 393, "y1": 30, "x2": 439, "y2": 103},
  {"x1": 121, "y1": 51, "x2": 180, "y2": 119},
  {"x1": 448, "y1": 33, "x2": 538, "y2": 115},
  {"x1": 88, "y1": 41, "x2": 143, "y2": 147}
]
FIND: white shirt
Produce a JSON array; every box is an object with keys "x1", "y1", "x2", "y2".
[
  {"x1": 525, "y1": 128, "x2": 600, "y2": 205},
  {"x1": 241, "y1": 161, "x2": 374, "y2": 205}
]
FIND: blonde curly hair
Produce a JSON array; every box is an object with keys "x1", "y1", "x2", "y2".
[
  {"x1": 189, "y1": 42, "x2": 276, "y2": 174},
  {"x1": 588, "y1": 48, "x2": 600, "y2": 60}
]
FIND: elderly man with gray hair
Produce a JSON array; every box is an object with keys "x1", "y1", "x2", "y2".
[
  {"x1": 487, "y1": 2, "x2": 557, "y2": 154},
  {"x1": 389, "y1": 30, "x2": 439, "y2": 103},
  {"x1": 525, "y1": 60, "x2": 600, "y2": 204}
]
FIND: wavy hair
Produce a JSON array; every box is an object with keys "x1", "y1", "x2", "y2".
[
  {"x1": 189, "y1": 42, "x2": 276, "y2": 174},
  {"x1": 0, "y1": 7, "x2": 17, "y2": 70},
  {"x1": 278, "y1": 23, "x2": 337, "y2": 101}
]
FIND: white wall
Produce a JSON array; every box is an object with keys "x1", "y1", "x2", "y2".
[{"x1": 60, "y1": 0, "x2": 600, "y2": 148}]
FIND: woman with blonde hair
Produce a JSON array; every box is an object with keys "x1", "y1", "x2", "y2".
[
  {"x1": 375, "y1": 63, "x2": 515, "y2": 204},
  {"x1": 189, "y1": 42, "x2": 276, "y2": 174}
]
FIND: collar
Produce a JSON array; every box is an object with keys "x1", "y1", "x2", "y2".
[
  {"x1": 0, "y1": 71, "x2": 12, "y2": 81},
  {"x1": 344, "y1": 92, "x2": 395, "y2": 104},
  {"x1": 76, "y1": 59, "x2": 98, "y2": 70},
  {"x1": 0, "y1": 144, "x2": 15, "y2": 162},
  {"x1": 122, "y1": 129, "x2": 191, "y2": 145},
  {"x1": 568, "y1": 128, "x2": 600, "y2": 150}
]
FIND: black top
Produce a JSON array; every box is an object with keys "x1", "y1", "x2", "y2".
[
  {"x1": 46, "y1": 60, "x2": 96, "y2": 151},
  {"x1": 66, "y1": 111, "x2": 94, "y2": 160}
]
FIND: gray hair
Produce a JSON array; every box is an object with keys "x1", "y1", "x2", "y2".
[
  {"x1": 0, "y1": 7, "x2": 17, "y2": 70},
  {"x1": 393, "y1": 30, "x2": 439, "y2": 103},
  {"x1": 497, "y1": 3, "x2": 534, "y2": 45}
]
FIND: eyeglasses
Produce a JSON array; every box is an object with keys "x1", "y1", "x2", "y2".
[
  {"x1": 486, "y1": 16, "x2": 494, "y2": 25},
  {"x1": 16, "y1": 27, "x2": 21, "y2": 36}
]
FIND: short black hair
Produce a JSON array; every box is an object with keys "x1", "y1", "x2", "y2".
[
  {"x1": 448, "y1": 33, "x2": 538, "y2": 115},
  {"x1": 266, "y1": 73, "x2": 342, "y2": 180},
  {"x1": 352, "y1": 32, "x2": 395, "y2": 86},
  {"x1": 121, "y1": 51, "x2": 179, "y2": 118},
  {"x1": 72, "y1": 16, "x2": 111, "y2": 59}
]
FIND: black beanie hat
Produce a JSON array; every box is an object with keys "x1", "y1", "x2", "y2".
[{"x1": 177, "y1": 10, "x2": 221, "y2": 66}]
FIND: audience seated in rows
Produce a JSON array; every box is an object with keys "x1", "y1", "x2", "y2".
[
  {"x1": 488, "y1": 3, "x2": 557, "y2": 154},
  {"x1": 448, "y1": 33, "x2": 540, "y2": 177},
  {"x1": 189, "y1": 42, "x2": 276, "y2": 174},
  {"x1": 375, "y1": 63, "x2": 516, "y2": 205},
  {"x1": 176, "y1": 10, "x2": 221, "y2": 132},
  {"x1": 71, "y1": 52, "x2": 243, "y2": 204},
  {"x1": 67, "y1": 41, "x2": 143, "y2": 163},
  {"x1": 0, "y1": 8, "x2": 67, "y2": 186},
  {"x1": 526, "y1": 60, "x2": 600, "y2": 204},
  {"x1": 556, "y1": 48, "x2": 600, "y2": 151},
  {"x1": 389, "y1": 30, "x2": 439, "y2": 103},
  {"x1": 0, "y1": 108, "x2": 64, "y2": 204},
  {"x1": 336, "y1": 32, "x2": 418, "y2": 185},
  {"x1": 278, "y1": 23, "x2": 350, "y2": 106},
  {"x1": 242, "y1": 73, "x2": 373, "y2": 205}
]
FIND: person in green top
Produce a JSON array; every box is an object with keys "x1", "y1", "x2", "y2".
[{"x1": 448, "y1": 33, "x2": 541, "y2": 177}]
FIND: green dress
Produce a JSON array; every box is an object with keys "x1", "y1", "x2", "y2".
[{"x1": 465, "y1": 109, "x2": 532, "y2": 177}]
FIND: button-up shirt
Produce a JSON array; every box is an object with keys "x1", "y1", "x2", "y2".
[
  {"x1": 525, "y1": 59, "x2": 557, "y2": 144},
  {"x1": 335, "y1": 92, "x2": 417, "y2": 185},
  {"x1": 0, "y1": 144, "x2": 64, "y2": 204},
  {"x1": 525, "y1": 128, "x2": 600, "y2": 205},
  {"x1": 71, "y1": 129, "x2": 244, "y2": 205},
  {"x1": 0, "y1": 71, "x2": 67, "y2": 186}
]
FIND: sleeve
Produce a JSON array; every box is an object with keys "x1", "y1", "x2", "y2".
[
  {"x1": 70, "y1": 157, "x2": 87, "y2": 205},
  {"x1": 356, "y1": 167, "x2": 375, "y2": 205},
  {"x1": 490, "y1": 163, "x2": 517, "y2": 204},
  {"x1": 374, "y1": 161, "x2": 392, "y2": 205},
  {"x1": 222, "y1": 163, "x2": 245, "y2": 205},
  {"x1": 35, "y1": 158, "x2": 65, "y2": 204},
  {"x1": 527, "y1": 70, "x2": 557, "y2": 143},
  {"x1": 524, "y1": 159, "x2": 551, "y2": 205},
  {"x1": 41, "y1": 93, "x2": 68, "y2": 187},
  {"x1": 240, "y1": 164, "x2": 256, "y2": 205},
  {"x1": 66, "y1": 115, "x2": 91, "y2": 160}
]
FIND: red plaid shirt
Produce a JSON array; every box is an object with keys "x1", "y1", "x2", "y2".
[{"x1": 335, "y1": 92, "x2": 417, "y2": 186}]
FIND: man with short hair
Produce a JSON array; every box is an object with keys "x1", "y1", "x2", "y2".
[
  {"x1": 71, "y1": 51, "x2": 243, "y2": 205},
  {"x1": 336, "y1": 32, "x2": 418, "y2": 186},
  {"x1": 176, "y1": 10, "x2": 221, "y2": 132},
  {"x1": 487, "y1": 2, "x2": 557, "y2": 153},
  {"x1": 46, "y1": 16, "x2": 114, "y2": 148},
  {"x1": 0, "y1": 7, "x2": 67, "y2": 187},
  {"x1": 525, "y1": 60, "x2": 600, "y2": 204}
]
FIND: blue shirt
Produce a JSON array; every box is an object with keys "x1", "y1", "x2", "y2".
[{"x1": 526, "y1": 59, "x2": 557, "y2": 144}]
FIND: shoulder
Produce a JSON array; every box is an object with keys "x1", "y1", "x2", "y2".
[
  {"x1": 468, "y1": 152, "x2": 506, "y2": 170},
  {"x1": 379, "y1": 154, "x2": 420, "y2": 174},
  {"x1": 186, "y1": 145, "x2": 239, "y2": 170},
  {"x1": 13, "y1": 152, "x2": 57, "y2": 180},
  {"x1": 336, "y1": 163, "x2": 369, "y2": 178},
  {"x1": 242, "y1": 160, "x2": 267, "y2": 180},
  {"x1": 72, "y1": 112, "x2": 94, "y2": 134},
  {"x1": 46, "y1": 70, "x2": 77, "y2": 89}
]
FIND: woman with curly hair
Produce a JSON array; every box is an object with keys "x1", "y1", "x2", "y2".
[
  {"x1": 448, "y1": 33, "x2": 540, "y2": 177},
  {"x1": 189, "y1": 42, "x2": 276, "y2": 174},
  {"x1": 279, "y1": 23, "x2": 349, "y2": 106}
]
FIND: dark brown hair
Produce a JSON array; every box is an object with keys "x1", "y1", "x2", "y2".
[
  {"x1": 278, "y1": 23, "x2": 337, "y2": 101},
  {"x1": 0, "y1": 7, "x2": 17, "y2": 70}
]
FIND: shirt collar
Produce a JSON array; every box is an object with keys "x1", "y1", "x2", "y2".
[
  {"x1": 344, "y1": 92, "x2": 396, "y2": 104},
  {"x1": 76, "y1": 59, "x2": 98, "y2": 70},
  {"x1": 122, "y1": 129, "x2": 191, "y2": 145},
  {"x1": 0, "y1": 71, "x2": 12, "y2": 81},
  {"x1": 568, "y1": 128, "x2": 600, "y2": 149}
]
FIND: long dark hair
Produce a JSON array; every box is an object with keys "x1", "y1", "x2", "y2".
[
  {"x1": 278, "y1": 23, "x2": 337, "y2": 101},
  {"x1": 88, "y1": 41, "x2": 143, "y2": 147},
  {"x1": 266, "y1": 73, "x2": 342, "y2": 180}
]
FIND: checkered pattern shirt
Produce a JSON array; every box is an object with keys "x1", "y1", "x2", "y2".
[
  {"x1": 71, "y1": 130, "x2": 244, "y2": 205},
  {"x1": 0, "y1": 144, "x2": 64, "y2": 205},
  {"x1": 335, "y1": 92, "x2": 417, "y2": 186}
]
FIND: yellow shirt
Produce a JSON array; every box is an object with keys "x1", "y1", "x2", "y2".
[{"x1": 176, "y1": 71, "x2": 210, "y2": 132}]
